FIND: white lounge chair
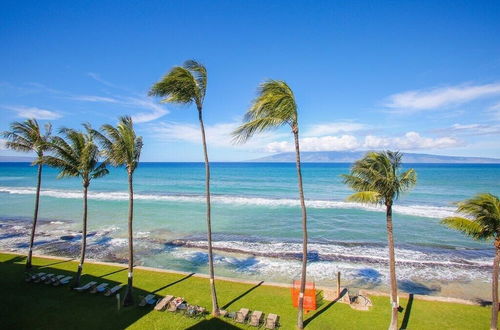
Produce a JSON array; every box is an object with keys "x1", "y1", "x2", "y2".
[
  {"x1": 154, "y1": 295, "x2": 174, "y2": 311},
  {"x1": 25, "y1": 272, "x2": 45, "y2": 282},
  {"x1": 46, "y1": 275, "x2": 65, "y2": 284},
  {"x1": 264, "y1": 313, "x2": 279, "y2": 329},
  {"x1": 54, "y1": 276, "x2": 72, "y2": 286},
  {"x1": 104, "y1": 284, "x2": 123, "y2": 296},
  {"x1": 90, "y1": 283, "x2": 109, "y2": 294},
  {"x1": 139, "y1": 294, "x2": 156, "y2": 307},
  {"x1": 249, "y1": 311, "x2": 263, "y2": 327},
  {"x1": 35, "y1": 273, "x2": 54, "y2": 283},
  {"x1": 235, "y1": 308, "x2": 250, "y2": 323},
  {"x1": 74, "y1": 281, "x2": 97, "y2": 292}
]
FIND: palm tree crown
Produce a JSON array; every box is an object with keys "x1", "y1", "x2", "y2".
[
  {"x1": 442, "y1": 193, "x2": 500, "y2": 240},
  {"x1": 92, "y1": 117, "x2": 143, "y2": 173},
  {"x1": 3, "y1": 119, "x2": 52, "y2": 159},
  {"x1": 342, "y1": 151, "x2": 417, "y2": 205},
  {"x1": 43, "y1": 127, "x2": 108, "y2": 183},
  {"x1": 232, "y1": 80, "x2": 298, "y2": 143},
  {"x1": 148, "y1": 60, "x2": 207, "y2": 110}
]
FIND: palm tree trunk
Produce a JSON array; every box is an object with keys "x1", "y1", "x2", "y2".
[
  {"x1": 198, "y1": 108, "x2": 219, "y2": 316},
  {"x1": 293, "y1": 128, "x2": 308, "y2": 330},
  {"x1": 123, "y1": 171, "x2": 135, "y2": 306},
  {"x1": 386, "y1": 203, "x2": 398, "y2": 330},
  {"x1": 73, "y1": 183, "x2": 88, "y2": 288},
  {"x1": 491, "y1": 240, "x2": 500, "y2": 330},
  {"x1": 26, "y1": 163, "x2": 42, "y2": 270}
]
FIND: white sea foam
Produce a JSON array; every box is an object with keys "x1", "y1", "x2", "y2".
[{"x1": 0, "y1": 186, "x2": 456, "y2": 218}]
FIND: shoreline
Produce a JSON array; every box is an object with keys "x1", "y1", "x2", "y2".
[{"x1": 2, "y1": 250, "x2": 483, "y2": 306}]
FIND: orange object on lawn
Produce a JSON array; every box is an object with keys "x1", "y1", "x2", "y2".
[{"x1": 291, "y1": 280, "x2": 317, "y2": 311}]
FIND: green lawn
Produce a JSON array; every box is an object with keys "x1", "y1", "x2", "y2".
[{"x1": 0, "y1": 252, "x2": 489, "y2": 329}]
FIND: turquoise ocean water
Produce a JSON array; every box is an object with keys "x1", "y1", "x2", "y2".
[{"x1": 1, "y1": 162, "x2": 499, "y2": 296}]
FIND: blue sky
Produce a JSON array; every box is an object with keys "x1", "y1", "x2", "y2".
[{"x1": 1, "y1": 0, "x2": 499, "y2": 161}]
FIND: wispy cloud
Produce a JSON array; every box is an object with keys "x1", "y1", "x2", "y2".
[
  {"x1": 304, "y1": 122, "x2": 367, "y2": 136},
  {"x1": 385, "y1": 83, "x2": 500, "y2": 113},
  {"x1": 0, "y1": 138, "x2": 7, "y2": 150},
  {"x1": 265, "y1": 131, "x2": 461, "y2": 153},
  {"x1": 87, "y1": 72, "x2": 119, "y2": 88},
  {"x1": 3, "y1": 105, "x2": 62, "y2": 120},
  {"x1": 68, "y1": 94, "x2": 168, "y2": 123},
  {"x1": 436, "y1": 123, "x2": 500, "y2": 136}
]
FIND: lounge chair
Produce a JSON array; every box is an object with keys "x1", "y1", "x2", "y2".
[
  {"x1": 35, "y1": 273, "x2": 54, "y2": 283},
  {"x1": 138, "y1": 294, "x2": 156, "y2": 307},
  {"x1": 264, "y1": 313, "x2": 279, "y2": 329},
  {"x1": 25, "y1": 272, "x2": 45, "y2": 282},
  {"x1": 249, "y1": 311, "x2": 263, "y2": 327},
  {"x1": 167, "y1": 297, "x2": 185, "y2": 312},
  {"x1": 104, "y1": 284, "x2": 123, "y2": 296},
  {"x1": 74, "y1": 281, "x2": 97, "y2": 292},
  {"x1": 54, "y1": 276, "x2": 72, "y2": 286},
  {"x1": 90, "y1": 283, "x2": 109, "y2": 294},
  {"x1": 46, "y1": 275, "x2": 65, "y2": 285},
  {"x1": 235, "y1": 308, "x2": 250, "y2": 323},
  {"x1": 154, "y1": 295, "x2": 174, "y2": 311}
]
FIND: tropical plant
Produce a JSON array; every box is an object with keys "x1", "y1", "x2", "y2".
[
  {"x1": 342, "y1": 151, "x2": 416, "y2": 330},
  {"x1": 232, "y1": 80, "x2": 309, "y2": 329},
  {"x1": 149, "y1": 60, "x2": 220, "y2": 315},
  {"x1": 2, "y1": 119, "x2": 52, "y2": 270},
  {"x1": 91, "y1": 116, "x2": 142, "y2": 306},
  {"x1": 43, "y1": 126, "x2": 108, "y2": 287},
  {"x1": 442, "y1": 193, "x2": 500, "y2": 330}
]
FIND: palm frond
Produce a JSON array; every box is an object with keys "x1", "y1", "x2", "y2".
[
  {"x1": 441, "y1": 216, "x2": 486, "y2": 240},
  {"x1": 232, "y1": 80, "x2": 297, "y2": 143},
  {"x1": 346, "y1": 191, "x2": 382, "y2": 204}
]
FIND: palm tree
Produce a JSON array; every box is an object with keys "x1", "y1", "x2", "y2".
[
  {"x1": 149, "y1": 60, "x2": 220, "y2": 315},
  {"x1": 43, "y1": 126, "x2": 108, "y2": 287},
  {"x1": 342, "y1": 151, "x2": 416, "y2": 330},
  {"x1": 91, "y1": 116, "x2": 142, "y2": 306},
  {"x1": 232, "y1": 80, "x2": 309, "y2": 329},
  {"x1": 442, "y1": 193, "x2": 500, "y2": 330},
  {"x1": 2, "y1": 119, "x2": 52, "y2": 270}
]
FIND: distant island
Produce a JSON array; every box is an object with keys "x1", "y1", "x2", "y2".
[
  {"x1": 0, "y1": 156, "x2": 34, "y2": 162},
  {"x1": 251, "y1": 151, "x2": 500, "y2": 163}
]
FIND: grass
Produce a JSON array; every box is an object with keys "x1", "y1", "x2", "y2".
[{"x1": 0, "y1": 252, "x2": 490, "y2": 329}]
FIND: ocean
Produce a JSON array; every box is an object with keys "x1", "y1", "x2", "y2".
[{"x1": 0, "y1": 162, "x2": 499, "y2": 298}]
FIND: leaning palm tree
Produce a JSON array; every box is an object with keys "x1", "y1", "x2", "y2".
[
  {"x1": 342, "y1": 151, "x2": 416, "y2": 330},
  {"x1": 149, "y1": 60, "x2": 220, "y2": 315},
  {"x1": 442, "y1": 193, "x2": 500, "y2": 330},
  {"x1": 91, "y1": 116, "x2": 142, "y2": 306},
  {"x1": 232, "y1": 80, "x2": 309, "y2": 329},
  {"x1": 43, "y1": 126, "x2": 108, "y2": 287},
  {"x1": 2, "y1": 119, "x2": 51, "y2": 270}
]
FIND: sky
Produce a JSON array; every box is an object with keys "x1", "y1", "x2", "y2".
[{"x1": 1, "y1": 0, "x2": 499, "y2": 161}]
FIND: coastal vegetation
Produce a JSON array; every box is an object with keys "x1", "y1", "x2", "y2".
[
  {"x1": 42, "y1": 126, "x2": 109, "y2": 287},
  {"x1": 149, "y1": 60, "x2": 220, "y2": 316},
  {"x1": 342, "y1": 151, "x2": 417, "y2": 330},
  {"x1": 91, "y1": 117, "x2": 143, "y2": 306},
  {"x1": 232, "y1": 80, "x2": 309, "y2": 329},
  {"x1": 442, "y1": 193, "x2": 500, "y2": 330},
  {"x1": 2, "y1": 119, "x2": 51, "y2": 270},
  {"x1": 0, "y1": 252, "x2": 490, "y2": 329}
]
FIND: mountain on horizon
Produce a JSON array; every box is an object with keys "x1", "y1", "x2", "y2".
[{"x1": 250, "y1": 151, "x2": 500, "y2": 164}]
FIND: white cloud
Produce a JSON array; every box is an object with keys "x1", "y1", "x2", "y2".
[
  {"x1": 87, "y1": 72, "x2": 118, "y2": 88},
  {"x1": 365, "y1": 132, "x2": 460, "y2": 149},
  {"x1": 385, "y1": 83, "x2": 500, "y2": 112},
  {"x1": 151, "y1": 121, "x2": 284, "y2": 149},
  {"x1": 3, "y1": 105, "x2": 62, "y2": 120},
  {"x1": 266, "y1": 135, "x2": 360, "y2": 152},
  {"x1": 304, "y1": 122, "x2": 366, "y2": 136},
  {"x1": 266, "y1": 132, "x2": 460, "y2": 153},
  {"x1": 71, "y1": 95, "x2": 119, "y2": 103}
]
